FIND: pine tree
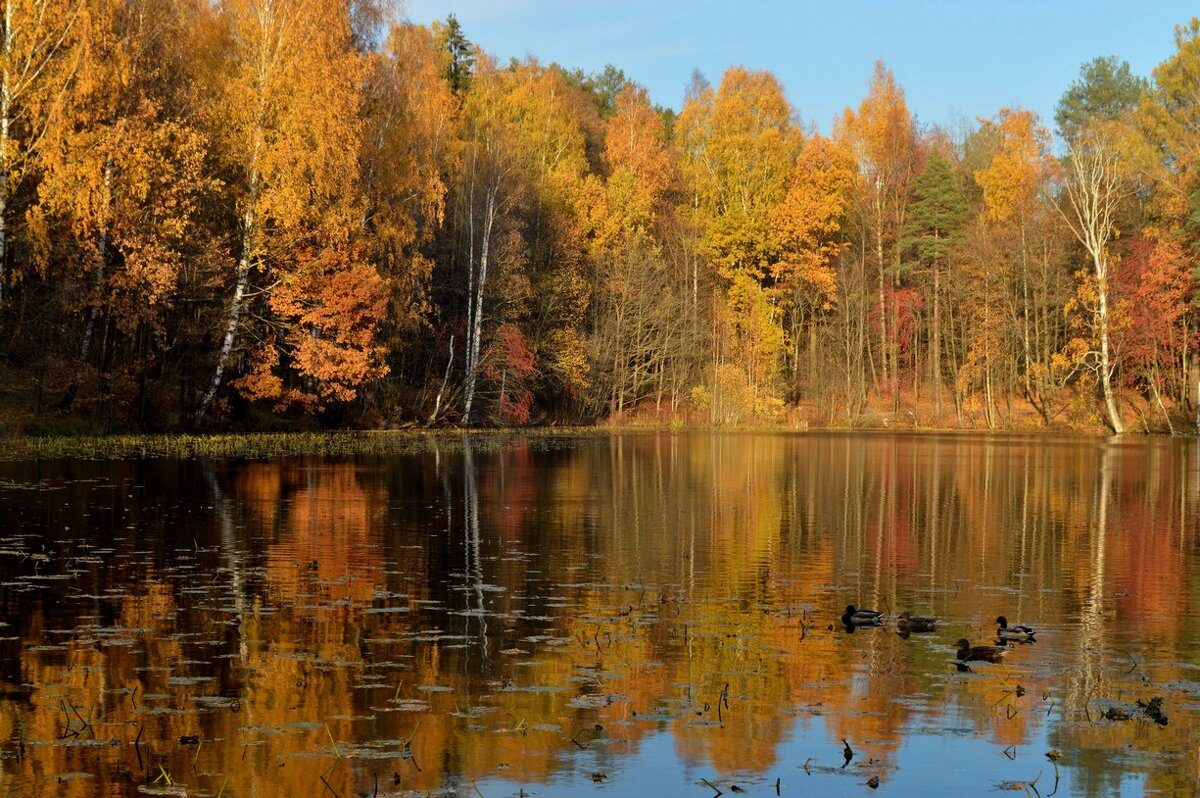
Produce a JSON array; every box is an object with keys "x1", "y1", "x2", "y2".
[{"x1": 902, "y1": 150, "x2": 969, "y2": 416}]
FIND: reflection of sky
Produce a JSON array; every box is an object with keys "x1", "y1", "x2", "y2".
[
  {"x1": 476, "y1": 717, "x2": 1150, "y2": 795},
  {"x1": 404, "y1": 0, "x2": 1192, "y2": 138}
]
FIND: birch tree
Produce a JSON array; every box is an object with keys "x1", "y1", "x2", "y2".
[
  {"x1": 456, "y1": 64, "x2": 516, "y2": 423},
  {"x1": 0, "y1": 0, "x2": 82, "y2": 303},
  {"x1": 1058, "y1": 123, "x2": 1138, "y2": 434},
  {"x1": 196, "y1": 0, "x2": 385, "y2": 425}
]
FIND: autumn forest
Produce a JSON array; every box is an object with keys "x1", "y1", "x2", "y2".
[{"x1": 4, "y1": 1, "x2": 1200, "y2": 434}]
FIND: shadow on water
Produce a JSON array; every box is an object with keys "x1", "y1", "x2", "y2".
[{"x1": 0, "y1": 431, "x2": 1197, "y2": 796}]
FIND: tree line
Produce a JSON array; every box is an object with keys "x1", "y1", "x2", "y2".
[{"x1": 3, "y1": 1, "x2": 1200, "y2": 433}]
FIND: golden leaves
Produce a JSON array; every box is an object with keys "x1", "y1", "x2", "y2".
[
  {"x1": 679, "y1": 66, "x2": 798, "y2": 281},
  {"x1": 974, "y1": 109, "x2": 1054, "y2": 226},
  {"x1": 772, "y1": 135, "x2": 854, "y2": 307}
]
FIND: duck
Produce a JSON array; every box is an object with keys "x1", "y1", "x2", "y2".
[
  {"x1": 897, "y1": 612, "x2": 937, "y2": 633},
  {"x1": 842, "y1": 605, "x2": 884, "y2": 626},
  {"x1": 955, "y1": 638, "x2": 1009, "y2": 663},
  {"x1": 996, "y1": 616, "x2": 1036, "y2": 642}
]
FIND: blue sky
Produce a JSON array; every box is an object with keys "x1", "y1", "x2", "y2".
[{"x1": 404, "y1": 1, "x2": 1194, "y2": 137}]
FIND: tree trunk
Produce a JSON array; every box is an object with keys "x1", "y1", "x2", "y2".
[
  {"x1": 62, "y1": 159, "x2": 114, "y2": 409},
  {"x1": 463, "y1": 182, "x2": 496, "y2": 423},
  {"x1": 429, "y1": 333, "x2": 455, "y2": 423},
  {"x1": 876, "y1": 220, "x2": 888, "y2": 392},
  {"x1": 195, "y1": 209, "x2": 254, "y2": 428},
  {"x1": 0, "y1": 4, "x2": 12, "y2": 304},
  {"x1": 1094, "y1": 252, "x2": 1124, "y2": 434},
  {"x1": 932, "y1": 258, "x2": 941, "y2": 418}
]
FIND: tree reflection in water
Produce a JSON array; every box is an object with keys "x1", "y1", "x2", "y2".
[{"x1": 0, "y1": 432, "x2": 1196, "y2": 796}]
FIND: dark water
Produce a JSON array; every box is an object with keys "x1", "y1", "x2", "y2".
[{"x1": 1, "y1": 432, "x2": 1199, "y2": 797}]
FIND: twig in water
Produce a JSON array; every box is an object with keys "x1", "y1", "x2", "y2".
[
  {"x1": 1028, "y1": 769, "x2": 1043, "y2": 798},
  {"x1": 320, "y1": 760, "x2": 341, "y2": 797},
  {"x1": 700, "y1": 777, "x2": 724, "y2": 797},
  {"x1": 404, "y1": 719, "x2": 421, "y2": 750},
  {"x1": 324, "y1": 722, "x2": 341, "y2": 759},
  {"x1": 1046, "y1": 759, "x2": 1060, "y2": 797}
]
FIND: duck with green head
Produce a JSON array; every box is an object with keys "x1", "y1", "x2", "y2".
[
  {"x1": 996, "y1": 616, "x2": 1036, "y2": 642},
  {"x1": 842, "y1": 605, "x2": 883, "y2": 626}
]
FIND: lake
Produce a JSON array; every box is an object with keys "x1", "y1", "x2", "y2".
[{"x1": 1, "y1": 431, "x2": 1198, "y2": 796}]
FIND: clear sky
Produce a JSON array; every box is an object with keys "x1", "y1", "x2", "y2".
[{"x1": 403, "y1": 0, "x2": 1194, "y2": 137}]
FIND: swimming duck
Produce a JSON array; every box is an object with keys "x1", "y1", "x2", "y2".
[
  {"x1": 842, "y1": 605, "x2": 884, "y2": 626},
  {"x1": 996, "y1": 616, "x2": 1036, "y2": 642},
  {"x1": 955, "y1": 638, "x2": 1009, "y2": 663},
  {"x1": 897, "y1": 612, "x2": 937, "y2": 633}
]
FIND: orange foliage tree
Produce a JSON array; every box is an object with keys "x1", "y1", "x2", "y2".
[{"x1": 196, "y1": 0, "x2": 386, "y2": 422}]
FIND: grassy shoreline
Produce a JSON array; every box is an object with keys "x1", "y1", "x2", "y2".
[{"x1": 0, "y1": 421, "x2": 1171, "y2": 461}]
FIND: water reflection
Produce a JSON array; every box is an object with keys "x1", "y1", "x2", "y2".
[{"x1": 0, "y1": 432, "x2": 1198, "y2": 796}]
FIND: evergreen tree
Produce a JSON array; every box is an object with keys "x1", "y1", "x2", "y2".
[
  {"x1": 1055, "y1": 55, "x2": 1148, "y2": 141},
  {"x1": 902, "y1": 150, "x2": 970, "y2": 416},
  {"x1": 435, "y1": 14, "x2": 474, "y2": 95}
]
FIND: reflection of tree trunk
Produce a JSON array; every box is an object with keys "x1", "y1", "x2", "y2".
[
  {"x1": 1076, "y1": 443, "x2": 1114, "y2": 705},
  {"x1": 203, "y1": 459, "x2": 250, "y2": 663},
  {"x1": 928, "y1": 441, "x2": 939, "y2": 590},
  {"x1": 462, "y1": 438, "x2": 489, "y2": 674}
]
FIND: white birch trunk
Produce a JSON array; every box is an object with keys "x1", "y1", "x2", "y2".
[
  {"x1": 1059, "y1": 131, "x2": 1129, "y2": 435},
  {"x1": 1095, "y1": 255, "x2": 1124, "y2": 434},
  {"x1": 463, "y1": 181, "x2": 496, "y2": 424},
  {"x1": 195, "y1": 208, "x2": 254, "y2": 427}
]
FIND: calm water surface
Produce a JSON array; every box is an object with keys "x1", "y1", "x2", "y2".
[{"x1": 1, "y1": 432, "x2": 1199, "y2": 797}]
